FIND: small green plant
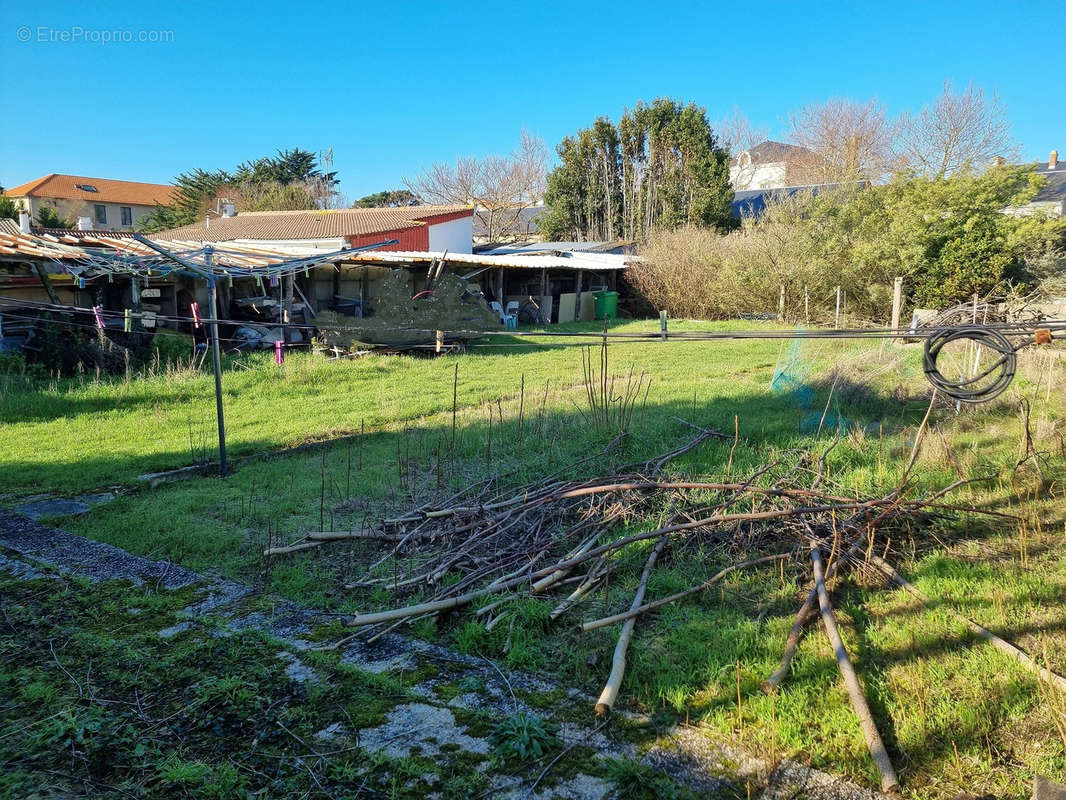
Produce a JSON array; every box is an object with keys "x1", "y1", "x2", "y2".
[
  {"x1": 453, "y1": 620, "x2": 489, "y2": 654},
  {"x1": 488, "y1": 711, "x2": 559, "y2": 762},
  {"x1": 605, "y1": 759, "x2": 681, "y2": 800}
]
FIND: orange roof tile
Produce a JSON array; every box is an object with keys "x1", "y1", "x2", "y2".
[
  {"x1": 152, "y1": 204, "x2": 472, "y2": 242},
  {"x1": 4, "y1": 174, "x2": 176, "y2": 206}
]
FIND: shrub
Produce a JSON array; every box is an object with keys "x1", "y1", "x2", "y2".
[
  {"x1": 151, "y1": 329, "x2": 195, "y2": 365},
  {"x1": 631, "y1": 166, "x2": 1066, "y2": 319}
]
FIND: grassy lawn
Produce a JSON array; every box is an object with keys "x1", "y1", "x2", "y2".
[
  {"x1": 4, "y1": 319, "x2": 807, "y2": 496},
  {"x1": 4, "y1": 319, "x2": 1066, "y2": 797}
]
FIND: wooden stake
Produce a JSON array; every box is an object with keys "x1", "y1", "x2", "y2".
[{"x1": 890, "y1": 276, "x2": 903, "y2": 339}]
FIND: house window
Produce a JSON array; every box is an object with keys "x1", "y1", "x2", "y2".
[
  {"x1": 121, "y1": 206, "x2": 133, "y2": 226},
  {"x1": 94, "y1": 204, "x2": 107, "y2": 226}
]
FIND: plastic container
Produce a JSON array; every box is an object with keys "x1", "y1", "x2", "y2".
[{"x1": 593, "y1": 291, "x2": 619, "y2": 320}]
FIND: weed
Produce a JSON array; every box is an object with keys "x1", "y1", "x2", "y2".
[
  {"x1": 605, "y1": 759, "x2": 682, "y2": 800},
  {"x1": 488, "y1": 711, "x2": 560, "y2": 762}
]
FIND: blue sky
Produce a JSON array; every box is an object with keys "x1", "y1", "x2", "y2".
[{"x1": 1, "y1": 0, "x2": 1060, "y2": 200}]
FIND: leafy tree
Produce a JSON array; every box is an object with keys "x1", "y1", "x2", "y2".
[
  {"x1": 0, "y1": 189, "x2": 19, "y2": 221},
  {"x1": 137, "y1": 204, "x2": 186, "y2": 233},
  {"x1": 543, "y1": 99, "x2": 733, "y2": 242},
  {"x1": 36, "y1": 205, "x2": 76, "y2": 229},
  {"x1": 233, "y1": 181, "x2": 317, "y2": 212},
  {"x1": 353, "y1": 189, "x2": 420, "y2": 207}
]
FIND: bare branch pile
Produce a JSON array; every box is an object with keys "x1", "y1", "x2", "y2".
[{"x1": 266, "y1": 420, "x2": 1065, "y2": 792}]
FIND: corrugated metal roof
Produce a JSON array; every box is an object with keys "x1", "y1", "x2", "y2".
[
  {"x1": 339, "y1": 250, "x2": 630, "y2": 271},
  {"x1": 0, "y1": 228, "x2": 347, "y2": 268}
]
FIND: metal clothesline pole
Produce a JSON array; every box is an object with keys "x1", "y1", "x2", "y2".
[
  {"x1": 205, "y1": 252, "x2": 228, "y2": 477},
  {"x1": 130, "y1": 235, "x2": 229, "y2": 477}
]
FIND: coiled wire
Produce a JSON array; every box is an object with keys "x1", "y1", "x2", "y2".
[{"x1": 922, "y1": 326, "x2": 1018, "y2": 403}]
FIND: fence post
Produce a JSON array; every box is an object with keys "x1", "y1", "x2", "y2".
[
  {"x1": 834, "y1": 286, "x2": 842, "y2": 329},
  {"x1": 779, "y1": 284, "x2": 786, "y2": 321},
  {"x1": 435, "y1": 330, "x2": 443, "y2": 354},
  {"x1": 659, "y1": 310, "x2": 668, "y2": 342},
  {"x1": 890, "y1": 276, "x2": 903, "y2": 339}
]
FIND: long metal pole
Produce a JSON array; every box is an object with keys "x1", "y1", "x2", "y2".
[{"x1": 206, "y1": 258, "x2": 228, "y2": 477}]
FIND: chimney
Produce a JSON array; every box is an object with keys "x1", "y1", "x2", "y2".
[
  {"x1": 205, "y1": 215, "x2": 210, "y2": 229},
  {"x1": 1051, "y1": 150, "x2": 1059, "y2": 169},
  {"x1": 77, "y1": 216, "x2": 92, "y2": 231},
  {"x1": 18, "y1": 210, "x2": 31, "y2": 234}
]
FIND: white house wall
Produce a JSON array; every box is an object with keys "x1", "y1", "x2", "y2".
[
  {"x1": 428, "y1": 217, "x2": 473, "y2": 253},
  {"x1": 730, "y1": 162, "x2": 788, "y2": 190},
  {"x1": 15, "y1": 196, "x2": 159, "y2": 230}
]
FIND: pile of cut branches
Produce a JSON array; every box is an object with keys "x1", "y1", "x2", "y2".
[{"x1": 268, "y1": 418, "x2": 1065, "y2": 794}]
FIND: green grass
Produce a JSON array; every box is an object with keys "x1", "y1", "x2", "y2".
[
  {"x1": 1, "y1": 319, "x2": 805, "y2": 495},
  {"x1": 5, "y1": 319, "x2": 1066, "y2": 798}
]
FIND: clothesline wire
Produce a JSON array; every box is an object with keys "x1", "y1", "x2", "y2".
[{"x1": 2, "y1": 294, "x2": 1064, "y2": 345}]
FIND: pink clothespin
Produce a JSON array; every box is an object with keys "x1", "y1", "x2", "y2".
[
  {"x1": 191, "y1": 302, "x2": 201, "y2": 329},
  {"x1": 274, "y1": 340, "x2": 284, "y2": 365}
]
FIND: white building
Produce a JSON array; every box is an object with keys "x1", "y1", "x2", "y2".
[{"x1": 730, "y1": 141, "x2": 818, "y2": 190}]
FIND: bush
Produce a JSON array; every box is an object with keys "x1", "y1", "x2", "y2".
[
  {"x1": 150, "y1": 330, "x2": 195, "y2": 365},
  {"x1": 0, "y1": 350, "x2": 26, "y2": 374},
  {"x1": 631, "y1": 167, "x2": 1066, "y2": 319}
]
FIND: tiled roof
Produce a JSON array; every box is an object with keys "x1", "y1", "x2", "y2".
[
  {"x1": 736, "y1": 141, "x2": 816, "y2": 165},
  {"x1": 152, "y1": 204, "x2": 472, "y2": 242},
  {"x1": 4, "y1": 174, "x2": 176, "y2": 206}
]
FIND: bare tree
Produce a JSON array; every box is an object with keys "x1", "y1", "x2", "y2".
[
  {"x1": 788, "y1": 98, "x2": 898, "y2": 183},
  {"x1": 898, "y1": 80, "x2": 1017, "y2": 178},
  {"x1": 405, "y1": 131, "x2": 547, "y2": 242}
]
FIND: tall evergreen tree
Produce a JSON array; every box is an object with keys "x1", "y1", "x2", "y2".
[
  {"x1": 543, "y1": 99, "x2": 733, "y2": 241},
  {"x1": 138, "y1": 149, "x2": 339, "y2": 232}
]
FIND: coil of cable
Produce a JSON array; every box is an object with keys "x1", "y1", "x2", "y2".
[{"x1": 922, "y1": 326, "x2": 1017, "y2": 403}]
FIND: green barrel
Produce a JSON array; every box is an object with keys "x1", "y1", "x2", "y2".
[{"x1": 593, "y1": 291, "x2": 619, "y2": 320}]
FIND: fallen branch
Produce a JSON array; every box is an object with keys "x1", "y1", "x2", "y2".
[
  {"x1": 811, "y1": 544, "x2": 899, "y2": 793},
  {"x1": 868, "y1": 553, "x2": 1066, "y2": 693},
  {"x1": 341, "y1": 501, "x2": 884, "y2": 629},
  {"x1": 581, "y1": 554, "x2": 789, "y2": 632},
  {"x1": 764, "y1": 536, "x2": 866, "y2": 691},
  {"x1": 595, "y1": 536, "x2": 668, "y2": 716}
]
